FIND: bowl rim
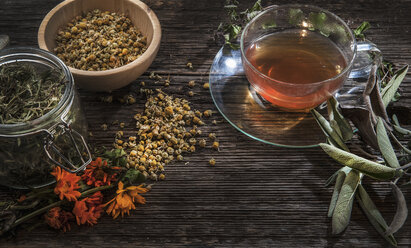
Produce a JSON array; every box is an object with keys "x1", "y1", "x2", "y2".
[{"x1": 37, "y1": 0, "x2": 161, "y2": 76}]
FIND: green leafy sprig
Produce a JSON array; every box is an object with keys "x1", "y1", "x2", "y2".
[{"x1": 216, "y1": 0, "x2": 263, "y2": 49}]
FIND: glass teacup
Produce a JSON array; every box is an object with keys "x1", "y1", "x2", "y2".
[{"x1": 241, "y1": 4, "x2": 376, "y2": 111}]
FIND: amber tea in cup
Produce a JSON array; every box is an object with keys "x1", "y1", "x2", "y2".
[{"x1": 241, "y1": 5, "x2": 357, "y2": 111}]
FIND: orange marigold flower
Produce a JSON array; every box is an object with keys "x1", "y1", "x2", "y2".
[
  {"x1": 72, "y1": 192, "x2": 104, "y2": 226},
  {"x1": 51, "y1": 167, "x2": 81, "y2": 202},
  {"x1": 104, "y1": 181, "x2": 148, "y2": 219},
  {"x1": 44, "y1": 207, "x2": 74, "y2": 232},
  {"x1": 81, "y1": 157, "x2": 121, "y2": 187},
  {"x1": 85, "y1": 191, "x2": 104, "y2": 206}
]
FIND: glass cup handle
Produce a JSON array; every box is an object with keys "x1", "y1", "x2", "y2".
[
  {"x1": 43, "y1": 120, "x2": 91, "y2": 173},
  {"x1": 349, "y1": 40, "x2": 382, "y2": 79}
]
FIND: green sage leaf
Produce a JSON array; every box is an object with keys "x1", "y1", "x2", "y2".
[
  {"x1": 393, "y1": 125, "x2": 411, "y2": 136},
  {"x1": 289, "y1": 8, "x2": 304, "y2": 26},
  {"x1": 392, "y1": 114, "x2": 400, "y2": 126},
  {"x1": 332, "y1": 170, "x2": 360, "y2": 234},
  {"x1": 325, "y1": 166, "x2": 352, "y2": 187},
  {"x1": 249, "y1": 0, "x2": 262, "y2": 12},
  {"x1": 353, "y1": 21, "x2": 370, "y2": 40},
  {"x1": 240, "y1": 0, "x2": 263, "y2": 22},
  {"x1": 320, "y1": 143, "x2": 403, "y2": 180},
  {"x1": 392, "y1": 115, "x2": 411, "y2": 135},
  {"x1": 332, "y1": 24, "x2": 349, "y2": 43},
  {"x1": 341, "y1": 107, "x2": 379, "y2": 150},
  {"x1": 225, "y1": 24, "x2": 242, "y2": 42},
  {"x1": 311, "y1": 109, "x2": 349, "y2": 151},
  {"x1": 328, "y1": 169, "x2": 349, "y2": 217},
  {"x1": 327, "y1": 97, "x2": 353, "y2": 142},
  {"x1": 363, "y1": 64, "x2": 378, "y2": 125},
  {"x1": 385, "y1": 182, "x2": 408, "y2": 236},
  {"x1": 370, "y1": 75, "x2": 390, "y2": 122},
  {"x1": 381, "y1": 65, "x2": 409, "y2": 107},
  {"x1": 376, "y1": 117, "x2": 400, "y2": 168},
  {"x1": 356, "y1": 184, "x2": 397, "y2": 247},
  {"x1": 262, "y1": 21, "x2": 277, "y2": 29},
  {"x1": 308, "y1": 12, "x2": 326, "y2": 32},
  {"x1": 388, "y1": 130, "x2": 411, "y2": 155},
  {"x1": 325, "y1": 169, "x2": 340, "y2": 187}
]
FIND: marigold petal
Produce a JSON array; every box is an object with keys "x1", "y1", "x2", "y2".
[
  {"x1": 135, "y1": 195, "x2": 146, "y2": 204},
  {"x1": 103, "y1": 197, "x2": 116, "y2": 208},
  {"x1": 118, "y1": 181, "x2": 124, "y2": 190},
  {"x1": 113, "y1": 211, "x2": 120, "y2": 219}
]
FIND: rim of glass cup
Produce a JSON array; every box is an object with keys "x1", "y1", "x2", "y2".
[
  {"x1": 240, "y1": 4, "x2": 358, "y2": 87},
  {"x1": 0, "y1": 47, "x2": 74, "y2": 134}
]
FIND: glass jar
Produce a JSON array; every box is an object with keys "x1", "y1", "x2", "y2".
[{"x1": 0, "y1": 47, "x2": 91, "y2": 189}]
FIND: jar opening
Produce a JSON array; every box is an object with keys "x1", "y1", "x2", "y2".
[{"x1": 0, "y1": 47, "x2": 74, "y2": 136}]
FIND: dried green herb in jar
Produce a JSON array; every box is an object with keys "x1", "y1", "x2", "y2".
[
  {"x1": 54, "y1": 9, "x2": 147, "y2": 71},
  {"x1": 0, "y1": 63, "x2": 65, "y2": 124},
  {"x1": 0, "y1": 48, "x2": 89, "y2": 189}
]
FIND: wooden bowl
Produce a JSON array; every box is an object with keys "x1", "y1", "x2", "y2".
[{"x1": 38, "y1": 0, "x2": 161, "y2": 92}]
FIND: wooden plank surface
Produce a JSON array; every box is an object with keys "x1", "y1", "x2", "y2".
[{"x1": 0, "y1": 0, "x2": 410, "y2": 247}]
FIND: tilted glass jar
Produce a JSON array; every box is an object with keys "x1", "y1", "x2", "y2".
[{"x1": 0, "y1": 47, "x2": 91, "y2": 189}]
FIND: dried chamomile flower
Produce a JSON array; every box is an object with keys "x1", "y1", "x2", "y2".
[
  {"x1": 209, "y1": 158, "x2": 216, "y2": 166},
  {"x1": 188, "y1": 80, "x2": 196, "y2": 88},
  {"x1": 186, "y1": 62, "x2": 193, "y2": 69},
  {"x1": 203, "y1": 110, "x2": 212, "y2": 118},
  {"x1": 203, "y1": 82, "x2": 210, "y2": 89},
  {"x1": 127, "y1": 95, "x2": 136, "y2": 104},
  {"x1": 100, "y1": 95, "x2": 113, "y2": 103},
  {"x1": 189, "y1": 138, "x2": 197, "y2": 145},
  {"x1": 116, "y1": 130, "x2": 124, "y2": 138},
  {"x1": 212, "y1": 141, "x2": 219, "y2": 150}
]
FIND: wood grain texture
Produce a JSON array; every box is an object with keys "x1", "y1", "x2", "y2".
[{"x1": 0, "y1": 0, "x2": 410, "y2": 247}]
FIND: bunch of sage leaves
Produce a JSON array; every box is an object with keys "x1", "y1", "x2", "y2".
[{"x1": 311, "y1": 24, "x2": 410, "y2": 246}]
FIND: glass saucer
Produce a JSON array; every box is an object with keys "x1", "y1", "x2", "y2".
[{"x1": 209, "y1": 46, "x2": 370, "y2": 148}]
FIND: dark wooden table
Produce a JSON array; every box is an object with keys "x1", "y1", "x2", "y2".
[{"x1": 1, "y1": 0, "x2": 410, "y2": 247}]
